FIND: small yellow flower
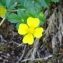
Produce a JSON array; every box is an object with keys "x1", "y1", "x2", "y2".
[
  {"x1": 0, "y1": 6, "x2": 6, "y2": 18},
  {"x1": 18, "y1": 17, "x2": 44, "y2": 45}
]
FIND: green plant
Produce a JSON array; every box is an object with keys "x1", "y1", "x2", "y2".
[{"x1": 0, "y1": 0, "x2": 59, "y2": 45}]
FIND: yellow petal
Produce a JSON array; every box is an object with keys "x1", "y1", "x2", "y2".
[
  {"x1": 27, "y1": 17, "x2": 40, "y2": 29},
  {"x1": 34, "y1": 27, "x2": 44, "y2": 38},
  {"x1": 23, "y1": 33, "x2": 34, "y2": 45},
  {"x1": 0, "y1": 6, "x2": 6, "y2": 18},
  {"x1": 18, "y1": 24, "x2": 29, "y2": 35}
]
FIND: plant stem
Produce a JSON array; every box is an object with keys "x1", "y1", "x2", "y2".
[{"x1": 0, "y1": 17, "x2": 6, "y2": 26}]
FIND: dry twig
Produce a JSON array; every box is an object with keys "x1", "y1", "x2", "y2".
[{"x1": 0, "y1": 17, "x2": 6, "y2": 26}]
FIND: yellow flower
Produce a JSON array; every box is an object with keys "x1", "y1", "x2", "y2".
[
  {"x1": 0, "y1": 6, "x2": 6, "y2": 18},
  {"x1": 18, "y1": 17, "x2": 44, "y2": 45}
]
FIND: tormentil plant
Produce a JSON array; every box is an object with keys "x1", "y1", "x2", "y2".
[
  {"x1": 18, "y1": 17, "x2": 44, "y2": 45},
  {"x1": 0, "y1": 0, "x2": 59, "y2": 45}
]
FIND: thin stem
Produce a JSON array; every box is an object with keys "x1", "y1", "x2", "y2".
[
  {"x1": 0, "y1": 17, "x2": 6, "y2": 26},
  {"x1": 7, "y1": 9, "x2": 26, "y2": 12}
]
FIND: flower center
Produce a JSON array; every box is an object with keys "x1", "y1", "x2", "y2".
[{"x1": 29, "y1": 28, "x2": 34, "y2": 34}]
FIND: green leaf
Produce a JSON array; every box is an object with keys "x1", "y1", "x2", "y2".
[
  {"x1": 16, "y1": 22, "x2": 21, "y2": 30},
  {"x1": 0, "y1": 2, "x2": 3, "y2": 6},
  {"x1": 0, "y1": 0, "x2": 6, "y2": 6},
  {"x1": 8, "y1": 13, "x2": 21, "y2": 23},
  {"x1": 39, "y1": 12, "x2": 44, "y2": 18},
  {"x1": 8, "y1": 4, "x2": 16, "y2": 10},
  {"x1": 17, "y1": 9, "x2": 25, "y2": 18},
  {"x1": 5, "y1": 12, "x2": 10, "y2": 18},
  {"x1": 40, "y1": 20, "x2": 45, "y2": 25},
  {"x1": 6, "y1": 0, "x2": 16, "y2": 9},
  {"x1": 40, "y1": 16, "x2": 46, "y2": 25},
  {"x1": 39, "y1": 0, "x2": 49, "y2": 8},
  {"x1": 51, "y1": 0, "x2": 59, "y2": 3},
  {"x1": 45, "y1": 0, "x2": 51, "y2": 6},
  {"x1": 40, "y1": 17, "x2": 46, "y2": 25},
  {"x1": 17, "y1": 0, "x2": 42, "y2": 18},
  {"x1": 6, "y1": 0, "x2": 11, "y2": 8},
  {"x1": 39, "y1": 12, "x2": 46, "y2": 25},
  {"x1": 17, "y1": 9, "x2": 29, "y2": 23},
  {"x1": 24, "y1": 0, "x2": 41, "y2": 17}
]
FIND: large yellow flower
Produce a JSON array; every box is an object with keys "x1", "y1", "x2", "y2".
[
  {"x1": 18, "y1": 17, "x2": 44, "y2": 45},
  {"x1": 0, "y1": 6, "x2": 6, "y2": 18}
]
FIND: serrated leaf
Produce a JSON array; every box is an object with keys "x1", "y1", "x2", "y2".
[
  {"x1": 17, "y1": 9, "x2": 29, "y2": 23},
  {"x1": 6, "y1": 0, "x2": 11, "y2": 8},
  {"x1": 17, "y1": 0, "x2": 42, "y2": 18},
  {"x1": 6, "y1": 0, "x2": 16, "y2": 9},
  {"x1": 24, "y1": 0, "x2": 41, "y2": 17},
  {"x1": 8, "y1": 13, "x2": 21, "y2": 23},
  {"x1": 17, "y1": 9, "x2": 25, "y2": 18}
]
